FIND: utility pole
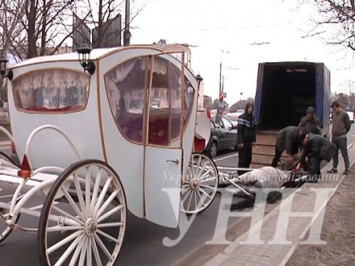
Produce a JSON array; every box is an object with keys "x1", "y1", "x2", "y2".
[
  {"x1": 219, "y1": 50, "x2": 229, "y2": 97},
  {"x1": 123, "y1": 0, "x2": 131, "y2": 46},
  {"x1": 219, "y1": 60, "x2": 222, "y2": 95},
  {"x1": 222, "y1": 75, "x2": 224, "y2": 94}
]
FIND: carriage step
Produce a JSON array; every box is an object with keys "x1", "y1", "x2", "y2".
[{"x1": 0, "y1": 168, "x2": 58, "y2": 192}]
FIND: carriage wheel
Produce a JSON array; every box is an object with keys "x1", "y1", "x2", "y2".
[
  {"x1": 181, "y1": 152, "x2": 219, "y2": 214},
  {"x1": 38, "y1": 160, "x2": 127, "y2": 266}
]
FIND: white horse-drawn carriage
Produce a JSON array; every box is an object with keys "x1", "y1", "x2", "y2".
[
  {"x1": 0, "y1": 44, "x2": 222, "y2": 265},
  {"x1": 0, "y1": 43, "x2": 307, "y2": 265}
]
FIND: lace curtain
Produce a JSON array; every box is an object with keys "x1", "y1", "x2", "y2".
[
  {"x1": 107, "y1": 60, "x2": 137, "y2": 84},
  {"x1": 13, "y1": 69, "x2": 90, "y2": 110}
]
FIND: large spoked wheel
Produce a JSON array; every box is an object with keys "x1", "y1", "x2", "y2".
[
  {"x1": 38, "y1": 160, "x2": 127, "y2": 266},
  {"x1": 181, "y1": 152, "x2": 219, "y2": 214}
]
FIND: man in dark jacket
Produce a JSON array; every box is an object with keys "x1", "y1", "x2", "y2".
[
  {"x1": 236, "y1": 102, "x2": 256, "y2": 175},
  {"x1": 299, "y1": 106, "x2": 322, "y2": 135},
  {"x1": 297, "y1": 133, "x2": 337, "y2": 182},
  {"x1": 271, "y1": 126, "x2": 307, "y2": 168}
]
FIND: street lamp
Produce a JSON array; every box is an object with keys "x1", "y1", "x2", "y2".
[
  {"x1": 0, "y1": 53, "x2": 13, "y2": 81},
  {"x1": 77, "y1": 43, "x2": 96, "y2": 75}
]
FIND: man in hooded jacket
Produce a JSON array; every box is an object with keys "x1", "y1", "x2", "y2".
[{"x1": 235, "y1": 102, "x2": 256, "y2": 175}]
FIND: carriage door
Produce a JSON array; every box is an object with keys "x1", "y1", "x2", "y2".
[{"x1": 144, "y1": 54, "x2": 185, "y2": 228}]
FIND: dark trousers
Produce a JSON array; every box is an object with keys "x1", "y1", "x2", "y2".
[
  {"x1": 238, "y1": 141, "x2": 253, "y2": 175},
  {"x1": 309, "y1": 155, "x2": 322, "y2": 180},
  {"x1": 271, "y1": 146, "x2": 283, "y2": 168},
  {"x1": 331, "y1": 136, "x2": 350, "y2": 170},
  {"x1": 300, "y1": 155, "x2": 323, "y2": 182}
]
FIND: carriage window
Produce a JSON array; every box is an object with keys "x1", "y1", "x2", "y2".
[
  {"x1": 12, "y1": 69, "x2": 90, "y2": 112},
  {"x1": 147, "y1": 56, "x2": 194, "y2": 146},
  {"x1": 104, "y1": 54, "x2": 195, "y2": 146},
  {"x1": 105, "y1": 57, "x2": 146, "y2": 143}
]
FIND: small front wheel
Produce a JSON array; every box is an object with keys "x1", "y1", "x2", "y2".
[
  {"x1": 38, "y1": 160, "x2": 127, "y2": 266},
  {"x1": 181, "y1": 152, "x2": 219, "y2": 214}
]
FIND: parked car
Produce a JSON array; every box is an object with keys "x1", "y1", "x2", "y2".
[
  {"x1": 204, "y1": 116, "x2": 238, "y2": 158},
  {"x1": 346, "y1": 111, "x2": 354, "y2": 123},
  {"x1": 330, "y1": 111, "x2": 354, "y2": 124},
  {"x1": 225, "y1": 109, "x2": 244, "y2": 127}
]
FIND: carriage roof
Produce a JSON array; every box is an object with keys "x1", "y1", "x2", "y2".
[{"x1": 10, "y1": 44, "x2": 190, "y2": 69}]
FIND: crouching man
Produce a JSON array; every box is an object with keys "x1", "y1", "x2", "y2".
[{"x1": 296, "y1": 133, "x2": 337, "y2": 183}]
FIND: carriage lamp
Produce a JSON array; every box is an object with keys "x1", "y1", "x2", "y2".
[
  {"x1": 0, "y1": 53, "x2": 13, "y2": 80},
  {"x1": 196, "y1": 74, "x2": 203, "y2": 89},
  {"x1": 196, "y1": 74, "x2": 203, "y2": 83},
  {"x1": 77, "y1": 43, "x2": 96, "y2": 75}
]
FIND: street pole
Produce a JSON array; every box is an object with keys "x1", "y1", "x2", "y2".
[
  {"x1": 219, "y1": 60, "x2": 222, "y2": 95},
  {"x1": 123, "y1": 0, "x2": 131, "y2": 46},
  {"x1": 219, "y1": 50, "x2": 229, "y2": 97},
  {"x1": 222, "y1": 75, "x2": 224, "y2": 95}
]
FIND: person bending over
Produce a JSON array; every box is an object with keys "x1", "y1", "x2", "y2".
[
  {"x1": 297, "y1": 133, "x2": 336, "y2": 183},
  {"x1": 271, "y1": 126, "x2": 307, "y2": 168}
]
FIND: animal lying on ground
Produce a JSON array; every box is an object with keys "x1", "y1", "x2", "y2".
[
  {"x1": 229, "y1": 166, "x2": 308, "y2": 210},
  {"x1": 234, "y1": 166, "x2": 291, "y2": 188}
]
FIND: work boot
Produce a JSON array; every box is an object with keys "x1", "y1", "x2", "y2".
[{"x1": 327, "y1": 168, "x2": 337, "y2": 173}]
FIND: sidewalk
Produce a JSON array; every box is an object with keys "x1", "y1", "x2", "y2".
[{"x1": 204, "y1": 142, "x2": 355, "y2": 266}]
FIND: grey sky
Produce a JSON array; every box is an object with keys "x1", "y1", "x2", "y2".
[{"x1": 131, "y1": 0, "x2": 355, "y2": 101}]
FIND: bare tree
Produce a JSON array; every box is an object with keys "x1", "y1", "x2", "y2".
[
  {"x1": 0, "y1": 1, "x2": 26, "y2": 59},
  {"x1": 298, "y1": 0, "x2": 355, "y2": 51},
  {"x1": 0, "y1": 0, "x2": 148, "y2": 59},
  {"x1": 0, "y1": 0, "x2": 83, "y2": 59},
  {"x1": 81, "y1": 0, "x2": 148, "y2": 48}
]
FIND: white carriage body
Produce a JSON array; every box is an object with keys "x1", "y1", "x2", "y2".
[{"x1": 7, "y1": 45, "x2": 201, "y2": 227}]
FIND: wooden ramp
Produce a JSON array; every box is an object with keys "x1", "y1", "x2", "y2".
[{"x1": 251, "y1": 130, "x2": 286, "y2": 169}]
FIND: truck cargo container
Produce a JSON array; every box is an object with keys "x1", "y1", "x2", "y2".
[{"x1": 252, "y1": 61, "x2": 331, "y2": 168}]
